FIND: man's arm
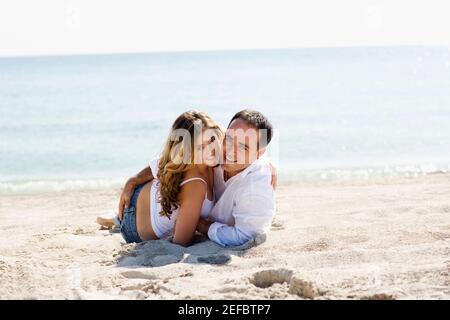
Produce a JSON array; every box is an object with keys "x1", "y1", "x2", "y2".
[
  {"x1": 205, "y1": 221, "x2": 253, "y2": 247},
  {"x1": 118, "y1": 166, "x2": 154, "y2": 220},
  {"x1": 198, "y1": 190, "x2": 275, "y2": 247},
  {"x1": 269, "y1": 163, "x2": 277, "y2": 190}
]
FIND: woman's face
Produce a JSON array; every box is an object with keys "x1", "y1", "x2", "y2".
[{"x1": 198, "y1": 128, "x2": 222, "y2": 167}]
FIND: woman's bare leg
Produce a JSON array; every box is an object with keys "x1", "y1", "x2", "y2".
[{"x1": 96, "y1": 216, "x2": 116, "y2": 228}]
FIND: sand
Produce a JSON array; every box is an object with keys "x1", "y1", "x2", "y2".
[{"x1": 1, "y1": 174, "x2": 450, "y2": 299}]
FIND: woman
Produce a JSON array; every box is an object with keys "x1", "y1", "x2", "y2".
[{"x1": 97, "y1": 111, "x2": 223, "y2": 246}]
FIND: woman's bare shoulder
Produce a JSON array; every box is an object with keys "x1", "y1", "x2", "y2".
[
  {"x1": 182, "y1": 166, "x2": 200, "y2": 179},
  {"x1": 178, "y1": 177, "x2": 207, "y2": 204}
]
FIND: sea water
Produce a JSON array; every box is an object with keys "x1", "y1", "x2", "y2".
[{"x1": 1, "y1": 46, "x2": 450, "y2": 193}]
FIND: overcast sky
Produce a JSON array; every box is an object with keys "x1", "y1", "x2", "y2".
[{"x1": 1, "y1": 0, "x2": 449, "y2": 56}]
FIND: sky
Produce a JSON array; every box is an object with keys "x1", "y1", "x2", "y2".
[{"x1": 0, "y1": 0, "x2": 449, "y2": 56}]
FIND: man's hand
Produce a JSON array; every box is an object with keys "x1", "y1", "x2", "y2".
[
  {"x1": 117, "y1": 165, "x2": 154, "y2": 221},
  {"x1": 118, "y1": 179, "x2": 136, "y2": 221},
  {"x1": 196, "y1": 218, "x2": 213, "y2": 235},
  {"x1": 269, "y1": 163, "x2": 277, "y2": 190}
]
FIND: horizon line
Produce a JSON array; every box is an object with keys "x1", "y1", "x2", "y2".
[{"x1": 0, "y1": 44, "x2": 447, "y2": 59}]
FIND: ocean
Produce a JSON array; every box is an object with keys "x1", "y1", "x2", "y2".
[{"x1": 1, "y1": 46, "x2": 450, "y2": 193}]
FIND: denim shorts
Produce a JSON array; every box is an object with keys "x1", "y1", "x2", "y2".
[{"x1": 120, "y1": 183, "x2": 145, "y2": 243}]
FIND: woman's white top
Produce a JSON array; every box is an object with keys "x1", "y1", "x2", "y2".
[{"x1": 149, "y1": 157, "x2": 214, "y2": 238}]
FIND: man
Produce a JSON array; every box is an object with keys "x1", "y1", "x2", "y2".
[{"x1": 196, "y1": 109, "x2": 276, "y2": 247}]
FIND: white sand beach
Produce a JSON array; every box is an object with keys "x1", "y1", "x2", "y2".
[{"x1": 1, "y1": 174, "x2": 449, "y2": 300}]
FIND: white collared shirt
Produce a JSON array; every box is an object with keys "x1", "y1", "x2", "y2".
[{"x1": 207, "y1": 156, "x2": 276, "y2": 247}]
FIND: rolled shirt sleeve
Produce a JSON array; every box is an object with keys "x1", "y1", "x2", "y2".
[
  {"x1": 207, "y1": 187, "x2": 275, "y2": 247},
  {"x1": 207, "y1": 221, "x2": 252, "y2": 247}
]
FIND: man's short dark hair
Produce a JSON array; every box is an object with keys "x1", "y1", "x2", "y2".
[{"x1": 228, "y1": 109, "x2": 273, "y2": 148}]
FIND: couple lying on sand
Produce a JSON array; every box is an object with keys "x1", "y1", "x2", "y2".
[{"x1": 97, "y1": 109, "x2": 275, "y2": 247}]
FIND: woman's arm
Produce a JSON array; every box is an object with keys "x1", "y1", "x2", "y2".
[
  {"x1": 118, "y1": 166, "x2": 154, "y2": 220},
  {"x1": 172, "y1": 181, "x2": 207, "y2": 246}
]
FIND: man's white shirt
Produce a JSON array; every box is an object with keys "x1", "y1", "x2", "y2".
[{"x1": 207, "y1": 156, "x2": 276, "y2": 247}]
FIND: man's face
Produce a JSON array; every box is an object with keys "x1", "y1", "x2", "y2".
[{"x1": 222, "y1": 118, "x2": 262, "y2": 174}]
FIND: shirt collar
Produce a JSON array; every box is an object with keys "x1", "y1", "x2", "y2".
[{"x1": 223, "y1": 153, "x2": 269, "y2": 184}]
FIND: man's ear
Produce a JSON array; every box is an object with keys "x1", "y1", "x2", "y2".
[{"x1": 257, "y1": 147, "x2": 266, "y2": 159}]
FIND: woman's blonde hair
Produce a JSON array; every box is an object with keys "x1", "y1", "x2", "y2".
[{"x1": 157, "y1": 110, "x2": 222, "y2": 219}]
